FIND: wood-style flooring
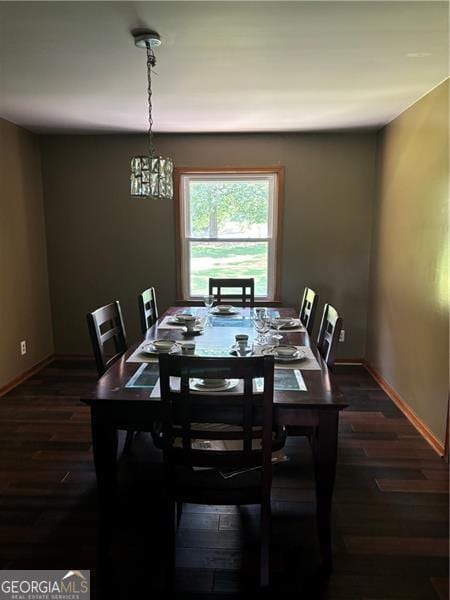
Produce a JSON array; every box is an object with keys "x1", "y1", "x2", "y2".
[{"x1": 0, "y1": 360, "x2": 448, "y2": 599}]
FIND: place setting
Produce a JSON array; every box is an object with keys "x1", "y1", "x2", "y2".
[
  {"x1": 256, "y1": 344, "x2": 321, "y2": 370},
  {"x1": 134, "y1": 339, "x2": 181, "y2": 362},
  {"x1": 270, "y1": 316, "x2": 306, "y2": 336},
  {"x1": 189, "y1": 377, "x2": 240, "y2": 392},
  {"x1": 150, "y1": 375, "x2": 241, "y2": 397},
  {"x1": 150, "y1": 368, "x2": 308, "y2": 397},
  {"x1": 209, "y1": 304, "x2": 253, "y2": 328},
  {"x1": 127, "y1": 338, "x2": 181, "y2": 363},
  {"x1": 158, "y1": 311, "x2": 205, "y2": 333},
  {"x1": 209, "y1": 304, "x2": 241, "y2": 316}
]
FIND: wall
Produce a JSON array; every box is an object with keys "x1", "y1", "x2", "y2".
[
  {"x1": 368, "y1": 80, "x2": 449, "y2": 445},
  {"x1": 40, "y1": 132, "x2": 377, "y2": 356},
  {"x1": 0, "y1": 118, "x2": 53, "y2": 387}
]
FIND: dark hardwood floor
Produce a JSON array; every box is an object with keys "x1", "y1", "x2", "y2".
[{"x1": 0, "y1": 359, "x2": 448, "y2": 599}]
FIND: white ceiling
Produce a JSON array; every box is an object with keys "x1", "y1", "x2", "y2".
[{"x1": 0, "y1": 1, "x2": 448, "y2": 134}]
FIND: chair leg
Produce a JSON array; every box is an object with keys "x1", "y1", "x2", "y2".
[
  {"x1": 176, "y1": 501, "x2": 183, "y2": 528},
  {"x1": 123, "y1": 430, "x2": 135, "y2": 454},
  {"x1": 165, "y1": 497, "x2": 176, "y2": 590},
  {"x1": 260, "y1": 497, "x2": 271, "y2": 588}
]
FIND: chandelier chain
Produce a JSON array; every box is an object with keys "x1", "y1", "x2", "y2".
[{"x1": 146, "y1": 42, "x2": 156, "y2": 158}]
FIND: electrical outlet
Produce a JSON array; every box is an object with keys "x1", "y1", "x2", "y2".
[
  {"x1": 20, "y1": 340, "x2": 27, "y2": 355},
  {"x1": 339, "y1": 330, "x2": 345, "y2": 343}
]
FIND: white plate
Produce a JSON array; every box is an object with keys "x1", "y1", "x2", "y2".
[
  {"x1": 270, "y1": 319, "x2": 301, "y2": 330},
  {"x1": 167, "y1": 319, "x2": 188, "y2": 326},
  {"x1": 182, "y1": 327, "x2": 204, "y2": 336},
  {"x1": 261, "y1": 347, "x2": 308, "y2": 362},
  {"x1": 229, "y1": 345, "x2": 253, "y2": 356},
  {"x1": 168, "y1": 317, "x2": 200, "y2": 325},
  {"x1": 141, "y1": 343, "x2": 181, "y2": 356},
  {"x1": 190, "y1": 379, "x2": 240, "y2": 392},
  {"x1": 211, "y1": 308, "x2": 240, "y2": 316}
]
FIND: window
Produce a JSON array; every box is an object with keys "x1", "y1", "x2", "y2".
[{"x1": 177, "y1": 168, "x2": 283, "y2": 301}]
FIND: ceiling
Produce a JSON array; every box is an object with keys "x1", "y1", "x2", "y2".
[{"x1": 0, "y1": 1, "x2": 448, "y2": 134}]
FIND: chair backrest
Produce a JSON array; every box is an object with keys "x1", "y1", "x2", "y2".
[
  {"x1": 138, "y1": 286, "x2": 159, "y2": 335},
  {"x1": 208, "y1": 278, "x2": 255, "y2": 306},
  {"x1": 299, "y1": 287, "x2": 319, "y2": 336},
  {"x1": 317, "y1": 303, "x2": 342, "y2": 369},
  {"x1": 86, "y1": 301, "x2": 128, "y2": 377},
  {"x1": 158, "y1": 355, "x2": 275, "y2": 475}
]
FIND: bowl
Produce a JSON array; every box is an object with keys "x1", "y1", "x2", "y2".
[
  {"x1": 273, "y1": 317, "x2": 295, "y2": 327},
  {"x1": 216, "y1": 305, "x2": 233, "y2": 313},
  {"x1": 152, "y1": 339, "x2": 177, "y2": 352},
  {"x1": 175, "y1": 313, "x2": 193, "y2": 322},
  {"x1": 199, "y1": 378, "x2": 226, "y2": 387},
  {"x1": 274, "y1": 345, "x2": 297, "y2": 358}
]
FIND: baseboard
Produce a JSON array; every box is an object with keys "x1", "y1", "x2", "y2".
[
  {"x1": 335, "y1": 358, "x2": 365, "y2": 365},
  {"x1": 53, "y1": 353, "x2": 93, "y2": 360},
  {"x1": 364, "y1": 361, "x2": 445, "y2": 457},
  {"x1": 0, "y1": 354, "x2": 55, "y2": 397}
]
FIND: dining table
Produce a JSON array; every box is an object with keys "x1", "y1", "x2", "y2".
[{"x1": 81, "y1": 305, "x2": 347, "y2": 571}]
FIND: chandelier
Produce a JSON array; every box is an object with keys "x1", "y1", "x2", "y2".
[{"x1": 130, "y1": 30, "x2": 173, "y2": 200}]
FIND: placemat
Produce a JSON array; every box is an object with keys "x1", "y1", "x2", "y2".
[
  {"x1": 127, "y1": 341, "x2": 160, "y2": 363},
  {"x1": 125, "y1": 363, "x2": 160, "y2": 388},
  {"x1": 270, "y1": 318, "x2": 306, "y2": 333},
  {"x1": 150, "y1": 368, "x2": 307, "y2": 398},
  {"x1": 157, "y1": 315, "x2": 206, "y2": 330},
  {"x1": 254, "y1": 345, "x2": 322, "y2": 370}
]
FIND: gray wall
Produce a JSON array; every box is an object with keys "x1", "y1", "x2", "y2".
[
  {"x1": 0, "y1": 118, "x2": 53, "y2": 387},
  {"x1": 368, "y1": 81, "x2": 449, "y2": 445},
  {"x1": 40, "y1": 132, "x2": 377, "y2": 356}
]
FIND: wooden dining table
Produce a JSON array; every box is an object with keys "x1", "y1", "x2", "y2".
[{"x1": 81, "y1": 306, "x2": 347, "y2": 571}]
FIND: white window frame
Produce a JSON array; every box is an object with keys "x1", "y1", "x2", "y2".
[{"x1": 177, "y1": 170, "x2": 281, "y2": 301}]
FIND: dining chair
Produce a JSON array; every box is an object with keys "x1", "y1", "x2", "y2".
[
  {"x1": 299, "y1": 287, "x2": 318, "y2": 336},
  {"x1": 86, "y1": 300, "x2": 135, "y2": 453},
  {"x1": 285, "y1": 304, "x2": 342, "y2": 443},
  {"x1": 208, "y1": 277, "x2": 255, "y2": 306},
  {"x1": 138, "y1": 286, "x2": 159, "y2": 336},
  {"x1": 158, "y1": 353, "x2": 283, "y2": 589},
  {"x1": 316, "y1": 303, "x2": 343, "y2": 369}
]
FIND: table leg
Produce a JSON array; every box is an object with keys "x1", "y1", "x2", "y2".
[
  {"x1": 312, "y1": 410, "x2": 339, "y2": 573},
  {"x1": 91, "y1": 407, "x2": 118, "y2": 557}
]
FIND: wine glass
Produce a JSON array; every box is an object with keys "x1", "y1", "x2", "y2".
[
  {"x1": 252, "y1": 314, "x2": 271, "y2": 345},
  {"x1": 203, "y1": 294, "x2": 215, "y2": 327},
  {"x1": 254, "y1": 307, "x2": 267, "y2": 320},
  {"x1": 203, "y1": 294, "x2": 215, "y2": 311},
  {"x1": 271, "y1": 317, "x2": 284, "y2": 343}
]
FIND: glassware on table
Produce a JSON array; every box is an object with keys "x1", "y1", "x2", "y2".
[
  {"x1": 271, "y1": 318, "x2": 284, "y2": 342},
  {"x1": 203, "y1": 294, "x2": 215, "y2": 310},
  {"x1": 254, "y1": 307, "x2": 267, "y2": 320},
  {"x1": 252, "y1": 314, "x2": 271, "y2": 345}
]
